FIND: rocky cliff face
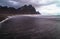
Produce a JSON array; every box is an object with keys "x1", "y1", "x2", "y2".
[{"x1": 0, "y1": 5, "x2": 40, "y2": 14}]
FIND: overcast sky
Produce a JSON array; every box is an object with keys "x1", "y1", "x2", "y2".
[{"x1": 0, "y1": 0, "x2": 60, "y2": 15}]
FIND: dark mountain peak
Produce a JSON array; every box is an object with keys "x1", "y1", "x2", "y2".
[
  {"x1": 0, "y1": 5, "x2": 40, "y2": 14},
  {"x1": 0, "y1": 6, "x2": 2, "y2": 8},
  {"x1": 28, "y1": 5, "x2": 33, "y2": 8}
]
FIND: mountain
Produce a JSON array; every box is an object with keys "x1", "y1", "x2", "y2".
[{"x1": 0, "y1": 5, "x2": 40, "y2": 14}]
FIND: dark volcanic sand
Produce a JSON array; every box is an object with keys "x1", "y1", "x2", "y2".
[{"x1": 0, "y1": 15, "x2": 60, "y2": 39}]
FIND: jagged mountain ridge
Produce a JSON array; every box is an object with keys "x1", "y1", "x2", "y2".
[{"x1": 0, "y1": 5, "x2": 40, "y2": 14}]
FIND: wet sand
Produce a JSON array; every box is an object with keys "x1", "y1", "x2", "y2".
[{"x1": 0, "y1": 15, "x2": 60, "y2": 39}]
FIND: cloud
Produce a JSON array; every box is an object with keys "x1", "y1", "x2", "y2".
[
  {"x1": 0, "y1": 0, "x2": 20, "y2": 8},
  {"x1": 55, "y1": 0, "x2": 60, "y2": 7},
  {"x1": 36, "y1": 4, "x2": 60, "y2": 15},
  {"x1": 0, "y1": 0, "x2": 59, "y2": 15},
  {"x1": 8, "y1": 0, "x2": 19, "y2": 5},
  {"x1": 0, "y1": 0, "x2": 56, "y2": 7},
  {"x1": 14, "y1": 0, "x2": 56, "y2": 7}
]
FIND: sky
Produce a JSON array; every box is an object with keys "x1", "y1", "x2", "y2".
[{"x1": 0, "y1": 0, "x2": 60, "y2": 15}]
